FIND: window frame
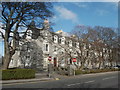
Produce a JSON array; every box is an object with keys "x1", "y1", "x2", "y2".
[{"x1": 54, "y1": 35, "x2": 58, "y2": 43}]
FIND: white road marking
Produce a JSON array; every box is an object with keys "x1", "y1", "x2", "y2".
[
  {"x1": 67, "y1": 80, "x2": 95, "y2": 87},
  {"x1": 102, "y1": 76, "x2": 116, "y2": 80},
  {"x1": 84, "y1": 80, "x2": 95, "y2": 83},
  {"x1": 67, "y1": 83, "x2": 82, "y2": 86}
]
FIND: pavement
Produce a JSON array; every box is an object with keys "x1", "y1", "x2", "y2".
[
  {"x1": 1, "y1": 71, "x2": 67, "y2": 84},
  {"x1": 1, "y1": 71, "x2": 119, "y2": 84},
  {"x1": 2, "y1": 71, "x2": 119, "y2": 88}
]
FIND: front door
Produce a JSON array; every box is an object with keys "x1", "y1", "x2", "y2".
[{"x1": 54, "y1": 57, "x2": 57, "y2": 67}]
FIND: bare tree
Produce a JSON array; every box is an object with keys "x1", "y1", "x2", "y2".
[
  {"x1": 71, "y1": 25, "x2": 88, "y2": 38},
  {"x1": 20, "y1": 41, "x2": 43, "y2": 70},
  {"x1": 0, "y1": 2, "x2": 53, "y2": 69},
  {"x1": 71, "y1": 25, "x2": 118, "y2": 69},
  {"x1": 71, "y1": 25, "x2": 91, "y2": 70}
]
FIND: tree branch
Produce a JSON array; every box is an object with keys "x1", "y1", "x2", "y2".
[
  {"x1": 0, "y1": 30, "x2": 5, "y2": 39},
  {"x1": 1, "y1": 5, "x2": 8, "y2": 22}
]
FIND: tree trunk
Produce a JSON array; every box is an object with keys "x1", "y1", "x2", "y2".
[
  {"x1": 79, "y1": 60, "x2": 85, "y2": 70},
  {"x1": 2, "y1": 21, "x2": 19, "y2": 70},
  {"x1": 110, "y1": 61, "x2": 113, "y2": 67},
  {"x1": 2, "y1": 23, "x2": 12, "y2": 70},
  {"x1": 79, "y1": 64, "x2": 84, "y2": 70},
  {"x1": 98, "y1": 61, "x2": 101, "y2": 69},
  {"x1": 2, "y1": 52, "x2": 11, "y2": 70},
  {"x1": 2, "y1": 33, "x2": 11, "y2": 70}
]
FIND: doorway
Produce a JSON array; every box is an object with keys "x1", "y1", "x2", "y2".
[{"x1": 54, "y1": 57, "x2": 57, "y2": 67}]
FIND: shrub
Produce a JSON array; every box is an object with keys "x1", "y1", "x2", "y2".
[
  {"x1": 2, "y1": 69, "x2": 35, "y2": 80},
  {"x1": 75, "y1": 70, "x2": 83, "y2": 75}
]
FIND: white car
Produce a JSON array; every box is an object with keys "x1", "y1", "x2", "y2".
[
  {"x1": 113, "y1": 66, "x2": 118, "y2": 69},
  {"x1": 60, "y1": 63, "x2": 66, "y2": 68}
]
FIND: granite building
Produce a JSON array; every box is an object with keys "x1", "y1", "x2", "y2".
[
  {"x1": 9, "y1": 19, "x2": 82, "y2": 70},
  {"x1": 9, "y1": 19, "x2": 116, "y2": 70}
]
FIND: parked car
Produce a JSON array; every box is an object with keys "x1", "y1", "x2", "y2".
[
  {"x1": 116, "y1": 65, "x2": 120, "y2": 68},
  {"x1": 113, "y1": 66, "x2": 119, "y2": 69}
]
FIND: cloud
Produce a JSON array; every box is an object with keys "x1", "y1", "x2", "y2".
[
  {"x1": 74, "y1": 3, "x2": 88, "y2": 8},
  {"x1": 96, "y1": 9, "x2": 109, "y2": 16},
  {"x1": 54, "y1": 6, "x2": 79, "y2": 23},
  {"x1": 50, "y1": 15, "x2": 58, "y2": 22}
]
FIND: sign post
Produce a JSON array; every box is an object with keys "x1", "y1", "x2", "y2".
[
  {"x1": 48, "y1": 56, "x2": 52, "y2": 61},
  {"x1": 48, "y1": 56, "x2": 52, "y2": 78},
  {"x1": 72, "y1": 58, "x2": 77, "y2": 76}
]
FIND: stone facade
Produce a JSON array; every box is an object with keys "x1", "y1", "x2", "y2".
[
  {"x1": 9, "y1": 20, "x2": 81, "y2": 70},
  {"x1": 9, "y1": 19, "x2": 117, "y2": 70}
]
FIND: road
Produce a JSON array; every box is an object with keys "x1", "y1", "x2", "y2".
[{"x1": 2, "y1": 71, "x2": 120, "y2": 89}]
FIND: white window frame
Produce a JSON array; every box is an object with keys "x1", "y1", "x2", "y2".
[
  {"x1": 26, "y1": 30, "x2": 32, "y2": 39},
  {"x1": 46, "y1": 44, "x2": 49, "y2": 51},
  {"x1": 69, "y1": 40, "x2": 72, "y2": 47},
  {"x1": 76, "y1": 42, "x2": 79, "y2": 48},
  {"x1": 61, "y1": 37, "x2": 65, "y2": 44},
  {"x1": 45, "y1": 32, "x2": 48, "y2": 36},
  {"x1": 43, "y1": 43, "x2": 49, "y2": 52},
  {"x1": 54, "y1": 35, "x2": 58, "y2": 43}
]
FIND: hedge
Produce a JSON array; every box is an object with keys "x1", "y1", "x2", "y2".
[
  {"x1": 2, "y1": 69, "x2": 35, "y2": 80},
  {"x1": 75, "y1": 68, "x2": 120, "y2": 75}
]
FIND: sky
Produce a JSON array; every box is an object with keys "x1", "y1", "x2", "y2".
[
  {"x1": 50, "y1": 2, "x2": 118, "y2": 32},
  {"x1": 0, "y1": 41, "x2": 4, "y2": 56},
  {"x1": 0, "y1": 2, "x2": 118, "y2": 56}
]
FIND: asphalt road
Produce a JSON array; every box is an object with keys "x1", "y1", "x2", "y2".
[{"x1": 2, "y1": 71, "x2": 120, "y2": 89}]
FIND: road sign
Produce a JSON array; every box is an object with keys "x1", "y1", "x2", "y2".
[
  {"x1": 48, "y1": 56, "x2": 52, "y2": 61},
  {"x1": 72, "y1": 58, "x2": 77, "y2": 62}
]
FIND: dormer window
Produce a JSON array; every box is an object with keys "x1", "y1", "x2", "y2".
[
  {"x1": 89, "y1": 44, "x2": 91, "y2": 48},
  {"x1": 76, "y1": 42, "x2": 79, "y2": 48},
  {"x1": 54, "y1": 35, "x2": 58, "y2": 43},
  {"x1": 62, "y1": 48, "x2": 64, "y2": 52},
  {"x1": 60, "y1": 48, "x2": 64, "y2": 54},
  {"x1": 74, "y1": 42, "x2": 76, "y2": 47},
  {"x1": 69, "y1": 40, "x2": 72, "y2": 47},
  {"x1": 59, "y1": 38, "x2": 61, "y2": 44},
  {"x1": 61, "y1": 37, "x2": 65, "y2": 44},
  {"x1": 26, "y1": 30, "x2": 32, "y2": 39},
  {"x1": 84, "y1": 44, "x2": 86, "y2": 49},
  {"x1": 103, "y1": 48, "x2": 105, "y2": 52}
]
